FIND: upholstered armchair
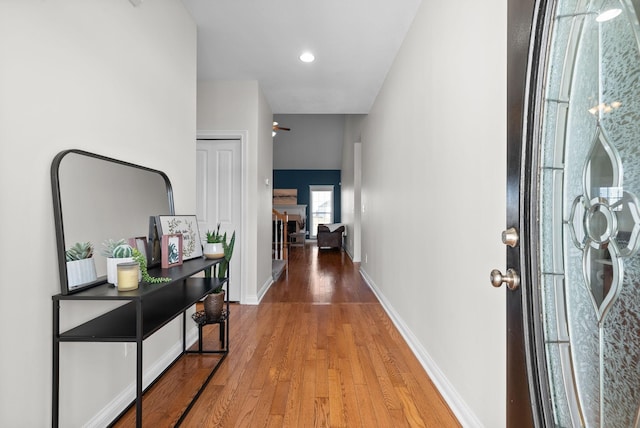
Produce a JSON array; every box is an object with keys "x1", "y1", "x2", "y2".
[{"x1": 317, "y1": 224, "x2": 345, "y2": 249}]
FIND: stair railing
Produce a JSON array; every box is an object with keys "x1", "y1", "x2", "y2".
[{"x1": 272, "y1": 209, "x2": 288, "y2": 264}]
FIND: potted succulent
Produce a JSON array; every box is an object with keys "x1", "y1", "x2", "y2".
[
  {"x1": 65, "y1": 241, "x2": 97, "y2": 288},
  {"x1": 102, "y1": 238, "x2": 138, "y2": 285},
  {"x1": 203, "y1": 224, "x2": 225, "y2": 259},
  {"x1": 204, "y1": 230, "x2": 236, "y2": 321}
]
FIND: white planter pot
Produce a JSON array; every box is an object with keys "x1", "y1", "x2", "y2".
[
  {"x1": 203, "y1": 243, "x2": 224, "y2": 259},
  {"x1": 66, "y1": 258, "x2": 97, "y2": 290},
  {"x1": 106, "y1": 257, "x2": 141, "y2": 285}
]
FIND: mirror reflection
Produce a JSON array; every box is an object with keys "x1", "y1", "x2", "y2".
[{"x1": 52, "y1": 150, "x2": 173, "y2": 294}]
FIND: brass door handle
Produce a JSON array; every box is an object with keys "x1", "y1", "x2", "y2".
[{"x1": 490, "y1": 268, "x2": 520, "y2": 290}]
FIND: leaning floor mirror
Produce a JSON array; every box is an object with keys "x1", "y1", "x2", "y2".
[{"x1": 51, "y1": 149, "x2": 174, "y2": 294}]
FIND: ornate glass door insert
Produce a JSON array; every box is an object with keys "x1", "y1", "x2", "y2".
[{"x1": 538, "y1": 0, "x2": 640, "y2": 426}]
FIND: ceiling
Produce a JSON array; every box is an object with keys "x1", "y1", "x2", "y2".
[{"x1": 181, "y1": 0, "x2": 423, "y2": 114}]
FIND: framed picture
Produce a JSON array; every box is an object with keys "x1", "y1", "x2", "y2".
[
  {"x1": 161, "y1": 233, "x2": 183, "y2": 268},
  {"x1": 156, "y1": 215, "x2": 203, "y2": 261},
  {"x1": 128, "y1": 236, "x2": 148, "y2": 262},
  {"x1": 273, "y1": 188, "x2": 297, "y2": 205}
]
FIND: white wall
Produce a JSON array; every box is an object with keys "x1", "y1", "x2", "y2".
[
  {"x1": 0, "y1": 1, "x2": 196, "y2": 426},
  {"x1": 357, "y1": 1, "x2": 507, "y2": 427},
  {"x1": 197, "y1": 80, "x2": 274, "y2": 303},
  {"x1": 273, "y1": 114, "x2": 345, "y2": 169},
  {"x1": 257, "y1": 89, "x2": 275, "y2": 299},
  {"x1": 341, "y1": 115, "x2": 365, "y2": 261}
]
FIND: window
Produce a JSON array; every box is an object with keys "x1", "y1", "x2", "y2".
[{"x1": 310, "y1": 185, "x2": 334, "y2": 238}]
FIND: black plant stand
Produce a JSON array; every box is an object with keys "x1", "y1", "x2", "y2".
[{"x1": 191, "y1": 309, "x2": 228, "y2": 352}]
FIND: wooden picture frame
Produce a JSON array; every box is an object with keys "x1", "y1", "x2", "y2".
[
  {"x1": 128, "y1": 236, "x2": 148, "y2": 263},
  {"x1": 156, "y1": 215, "x2": 203, "y2": 261},
  {"x1": 161, "y1": 233, "x2": 183, "y2": 269}
]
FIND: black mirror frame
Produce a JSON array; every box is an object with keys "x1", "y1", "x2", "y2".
[{"x1": 51, "y1": 149, "x2": 174, "y2": 295}]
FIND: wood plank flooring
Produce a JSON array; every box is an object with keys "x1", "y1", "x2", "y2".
[{"x1": 114, "y1": 244, "x2": 460, "y2": 427}]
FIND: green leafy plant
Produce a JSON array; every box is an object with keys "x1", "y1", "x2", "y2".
[
  {"x1": 204, "y1": 229, "x2": 236, "y2": 293},
  {"x1": 65, "y1": 242, "x2": 94, "y2": 261},
  {"x1": 206, "y1": 224, "x2": 224, "y2": 244},
  {"x1": 101, "y1": 239, "x2": 133, "y2": 258},
  {"x1": 218, "y1": 231, "x2": 236, "y2": 280},
  {"x1": 132, "y1": 248, "x2": 171, "y2": 284}
]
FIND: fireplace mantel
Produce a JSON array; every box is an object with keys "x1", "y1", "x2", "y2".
[{"x1": 273, "y1": 204, "x2": 306, "y2": 220}]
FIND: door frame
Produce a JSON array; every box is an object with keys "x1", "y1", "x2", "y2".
[
  {"x1": 196, "y1": 130, "x2": 248, "y2": 304},
  {"x1": 507, "y1": 0, "x2": 555, "y2": 426}
]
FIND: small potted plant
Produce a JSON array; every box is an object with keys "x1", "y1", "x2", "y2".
[
  {"x1": 203, "y1": 224, "x2": 225, "y2": 259},
  {"x1": 65, "y1": 241, "x2": 97, "y2": 288},
  {"x1": 102, "y1": 238, "x2": 137, "y2": 285},
  {"x1": 204, "y1": 230, "x2": 236, "y2": 321}
]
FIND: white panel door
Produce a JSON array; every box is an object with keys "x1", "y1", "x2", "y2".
[{"x1": 196, "y1": 139, "x2": 241, "y2": 301}]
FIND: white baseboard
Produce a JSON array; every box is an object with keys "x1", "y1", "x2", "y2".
[
  {"x1": 243, "y1": 275, "x2": 274, "y2": 305},
  {"x1": 359, "y1": 268, "x2": 483, "y2": 428},
  {"x1": 256, "y1": 275, "x2": 274, "y2": 304},
  {"x1": 342, "y1": 242, "x2": 361, "y2": 263},
  {"x1": 344, "y1": 246, "x2": 354, "y2": 261},
  {"x1": 83, "y1": 327, "x2": 199, "y2": 428}
]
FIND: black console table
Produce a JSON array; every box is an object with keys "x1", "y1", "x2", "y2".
[{"x1": 52, "y1": 257, "x2": 229, "y2": 427}]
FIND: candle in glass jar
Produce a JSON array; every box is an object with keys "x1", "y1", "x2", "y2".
[{"x1": 117, "y1": 262, "x2": 139, "y2": 291}]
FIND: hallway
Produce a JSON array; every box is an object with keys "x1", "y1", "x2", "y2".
[{"x1": 116, "y1": 244, "x2": 460, "y2": 427}]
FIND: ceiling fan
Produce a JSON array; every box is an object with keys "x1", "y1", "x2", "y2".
[{"x1": 273, "y1": 121, "x2": 290, "y2": 137}]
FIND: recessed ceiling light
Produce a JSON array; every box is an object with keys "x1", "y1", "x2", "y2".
[
  {"x1": 299, "y1": 52, "x2": 315, "y2": 63},
  {"x1": 596, "y1": 8, "x2": 622, "y2": 22}
]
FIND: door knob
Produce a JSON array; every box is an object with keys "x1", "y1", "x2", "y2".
[
  {"x1": 501, "y1": 227, "x2": 519, "y2": 247},
  {"x1": 490, "y1": 268, "x2": 520, "y2": 290}
]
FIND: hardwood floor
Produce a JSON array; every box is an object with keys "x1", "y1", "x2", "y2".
[{"x1": 115, "y1": 244, "x2": 460, "y2": 427}]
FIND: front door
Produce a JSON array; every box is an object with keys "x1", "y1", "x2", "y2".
[{"x1": 506, "y1": 0, "x2": 640, "y2": 426}]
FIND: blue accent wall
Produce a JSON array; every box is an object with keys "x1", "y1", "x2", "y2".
[{"x1": 273, "y1": 170, "x2": 341, "y2": 223}]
